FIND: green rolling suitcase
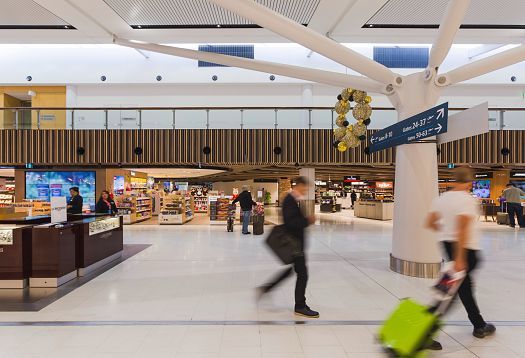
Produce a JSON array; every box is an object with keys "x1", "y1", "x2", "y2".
[
  {"x1": 378, "y1": 266, "x2": 465, "y2": 357},
  {"x1": 378, "y1": 299, "x2": 440, "y2": 357}
]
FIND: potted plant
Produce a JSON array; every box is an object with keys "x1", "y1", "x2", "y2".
[{"x1": 264, "y1": 191, "x2": 272, "y2": 205}]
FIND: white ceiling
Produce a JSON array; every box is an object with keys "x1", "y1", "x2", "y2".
[
  {"x1": 0, "y1": 0, "x2": 70, "y2": 27},
  {"x1": 127, "y1": 168, "x2": 226, "y2": 178},
  {"x1": 104, "y1": 0, "x2": 320, "y2": 27},
  {"x1": 0, "y1": 0, "x2": 523, "y2": 44},
  {"x1": 367, "y1": 0, "x2": 525, "y2": 26}
]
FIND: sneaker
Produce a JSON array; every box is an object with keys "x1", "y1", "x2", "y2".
[
  {"x1": 473, "y1": 323, "x2": 496, "y2": 338},
  {"x1": 294, "y1": 306, "x2": 319, "y2": 318},
  {"x1": 425, "y1": 340, "x2": 443, "y2": 350},
  {"x1": 510, "y1": 225, "x2": 516, "y2": 228},
  {"x1": 243, "y1": 231, "x2": 251, "y2": 235}
]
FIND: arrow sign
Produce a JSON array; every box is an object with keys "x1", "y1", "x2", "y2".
[{"x1": 369, "y1": 102, "x2": 449, "y2": 153}]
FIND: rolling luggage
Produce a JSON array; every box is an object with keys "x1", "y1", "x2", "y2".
[
  {"x1": 497, "y1": 212, "x2": 509, "y2": 225},
  {"x1": 378, "y1": 264, "x2": 465, "y2": 357},
  {"x1": 227, "y1": 217, "x2": 234, "y2": 232},
  {"x1": 227, "y1": 204, "x2": 236, "y2": 232}
]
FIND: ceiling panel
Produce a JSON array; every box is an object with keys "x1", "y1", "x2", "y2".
[
  {"x1": 366, "y1": 0, "x2": 525, "y2": 28},
  {"x1": 103, "y1": 0, "x2": 320, "y2": 28},
  {"x1": 0, "y1": 0, "x2": 73, "y2": 29}
]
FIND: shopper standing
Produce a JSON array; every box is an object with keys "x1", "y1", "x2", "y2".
[
  {"x1": 258, "y1": 176, "x2": 318, "y2": 318},
  {"x1": 503, "y1": 183, "x2": 525, "y2": 228},
  {"x1": 232, "y1": 185, "x2": 256, "y2": 235},
  {"x1": 96, "y1": 190, "x2": 118, "y2": 215},
  {"x1": 350, "y1": 190, "x2": 358, "y2": 209},
  {"x1": 67, "y1": 186, "x2": 83, "y2": 214},
  {"x1": 425, "y1": 167, "x2": 495, "y2": 339}
]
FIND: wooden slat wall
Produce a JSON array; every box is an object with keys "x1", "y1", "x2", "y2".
[{"x1": 0, "y1": 129, "x2": 522, "y2": 166}]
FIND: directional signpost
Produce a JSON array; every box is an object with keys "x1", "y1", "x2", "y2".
[{"x1": 369, "y1": 102, "x2": 449, "y2": 153}]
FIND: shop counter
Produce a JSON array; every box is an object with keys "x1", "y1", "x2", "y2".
[
  {"x1": 31, "y1": 223, "x2": 77, "y2": 288},
  {"x1": 354, "y1": 200, "x2": 394, "y2": 220},
  {"x1": 0, "y1": 225, "x2": 33, "y2": 288},
  {"x1": 0, "y1": 215, "x2": 50, "y2": 225},
  {"x1": 73, "y1": 216, "x2": 123, "y2": 276}
]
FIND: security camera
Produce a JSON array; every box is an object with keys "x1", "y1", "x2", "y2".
[
  {"x1": 511, "y1": 76, "x2": 517, "y2": 82},
  {"x1": 100, "y1": 75, "x2": 107, "y2": 82},
  {"x1": 269, "y1": 75, "x2": 276, "y2": 81},
  {"x1": 156, "y1": 75, "x2": 162, "y2": 81},
  {"x1": 212, "y1": 75, "x2": 218, "y2": 81},
  {"x1": 26, "y1": 76, "x2": 32, "y2": 82}
]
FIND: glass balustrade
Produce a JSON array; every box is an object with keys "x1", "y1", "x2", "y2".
[{"x1": 0, "y1": 107, "x2": 523, "y2": 130}]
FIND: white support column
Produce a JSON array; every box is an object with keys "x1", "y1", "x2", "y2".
[
  {"x1": 389, "y1": 73, "x2": 443, "y2": 278},
  {"x1": 299, "y1": 168, "x2": 316, "y2": 217}
]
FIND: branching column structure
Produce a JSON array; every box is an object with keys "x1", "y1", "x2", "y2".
[{"x1": 115, "y1": 0, "x2": 525, "y2": 278}]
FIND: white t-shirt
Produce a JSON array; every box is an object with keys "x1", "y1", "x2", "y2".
[{"x1": 430, "y1": 190, "x2": 481, "y2": 250}]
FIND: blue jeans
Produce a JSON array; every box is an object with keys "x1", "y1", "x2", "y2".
[{"x1": 242, "y1": 210, "x2": 251, "y2": 234}]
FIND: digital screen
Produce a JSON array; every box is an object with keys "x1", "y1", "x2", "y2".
[
  {"x1": 25, "y1": 171, "x2": 96, "y2": 211},
  {"x1": 113, "y1": 175, "x2": 125, "y2": 194},
  {"x1": 472, "y1": 180, "x2": 491, "y2": 198}
]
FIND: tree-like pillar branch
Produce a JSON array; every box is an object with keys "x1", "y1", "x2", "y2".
[
  {"x1": 114, "y1": 38, "x2": 388, "y2": 94},
  {"x1": 208, "y1": 0, "x2": 397, "y2": 86},
  {"x1": 441, "y1": 44, "x2": 525, "y2": 85},
  {"x1": 428, "y1": 0, "x2": 471, "y2": 69}
]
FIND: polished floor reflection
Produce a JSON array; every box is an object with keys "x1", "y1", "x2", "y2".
[{"x1": 0, "y1": 209, "x2": 524, "y2": 357}]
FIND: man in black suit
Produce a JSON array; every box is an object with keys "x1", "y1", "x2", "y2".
[
  {"x1": 258, "y1": 176, "x2": 318, "y2": 318},
  {"x1": 67, "y1": 187, "x2": 83, "y2": 214}
]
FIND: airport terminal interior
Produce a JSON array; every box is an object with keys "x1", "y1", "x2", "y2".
[{"x1": 1, "y1": 0, "x2": 525, "y2": 357}]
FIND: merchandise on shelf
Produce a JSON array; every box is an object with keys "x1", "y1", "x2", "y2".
[
  {"x1": 209, "y1": 196, "x2": 230, "y2": 224},
  {"x1": 115, "y1": 194, "x2": 152, "y2": 224},
  {"x1": 190, "y1": 186, "x2": 209, "y2": 213},
  {"x1": 159, "y1": 193, "x2": 194, "y2": 225}
]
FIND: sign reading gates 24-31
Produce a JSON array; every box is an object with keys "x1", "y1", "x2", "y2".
[{"x1": 369, "y1": 103, "x2": 449, "y2": 153}]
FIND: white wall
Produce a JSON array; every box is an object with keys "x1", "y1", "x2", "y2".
[{"x1": 2, "y1": 43, "x2": 525, "y2": 129}]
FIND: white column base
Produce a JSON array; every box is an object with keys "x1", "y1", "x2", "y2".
[
  {"x1": 0, "y1": 279, "x2": 28, "y2": 289},
  {"x1": 390, "y1": 254, "x2": 443, "y2": 279},
  {"x1": 30, "y1": 270, "x2": 77, "y2": 288},
  {"x1": 77, "y1": 251, "x2": 123, "y2": 277}
]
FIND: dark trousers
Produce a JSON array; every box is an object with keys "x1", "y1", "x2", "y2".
[
  {"x1": 263, "y1": 256, "x2": 308, "y2": 309},
  {"x1": 507, "y1": 202, "x2": 525, "y2": 227},
  {"x1": 443, "y1": 241, "x2": 486, "y2": 329}
]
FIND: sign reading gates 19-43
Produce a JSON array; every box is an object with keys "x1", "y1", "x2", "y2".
[{"x1": 369, "y1": 103, "x2": 449, "y2": 153}]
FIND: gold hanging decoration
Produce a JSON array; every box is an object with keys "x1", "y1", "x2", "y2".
[
  {"x1": 331, "y1": 88, "x2": 374, "y2": 152},
  {"x1": 335, "y1": 100, "x2": 350, "y2": 114},
  {"x1": 352, "y1": 103, "x2": 372, "y2": 121},
  {"x1": 334, "y1": 127, "x2": 347, "y2": 140}
]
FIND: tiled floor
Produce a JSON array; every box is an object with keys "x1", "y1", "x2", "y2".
[{"x1": 1, "y1": 209, "x2": 524, "y2": 357}]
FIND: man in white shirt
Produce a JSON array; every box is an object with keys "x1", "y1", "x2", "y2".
[{"x1": 426, "y1": 167, "x2": 495, "y2": 339}]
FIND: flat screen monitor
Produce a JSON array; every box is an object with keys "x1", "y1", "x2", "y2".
[
  {"x1": 472, "y1": 180, "x2": 491, "y2": 199},
  {"x1": 25, "y1": 171, "x2": 96, "y2": 211}
]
